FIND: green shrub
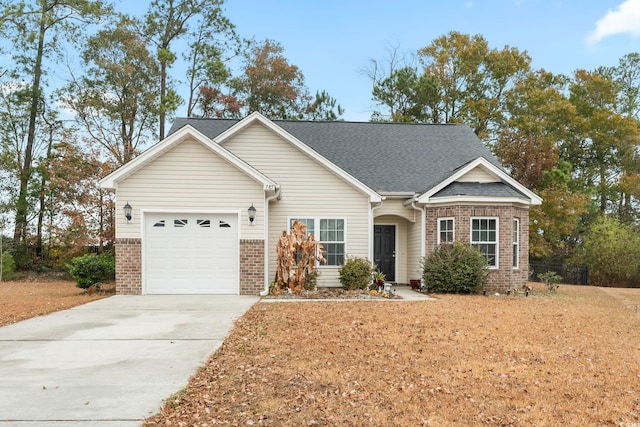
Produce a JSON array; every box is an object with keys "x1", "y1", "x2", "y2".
[
  {"x1": 538, "y1": 271, "x2": 562, "y2": 292},
  {"x1": 574, "y1": 215, "x2": 640, "y2": 286},
  {"x1": 422, "y1": 242, "x2": 488, "y2": 294},
  {"x1": 11, "y1": 242, "x2": 32, "y2": 270},
  {"x1": 65, "y1": 252, "x2": 115, "y2": 289},
  {"x1": 1, "y1": 251, "x2": 18, "y2": 281},
  {"x1": 339, "y1": 256, "x2": 374, "y2": 290},
  {"x1": 303, "y1": 270, "x2": 319, "y2": 291}
]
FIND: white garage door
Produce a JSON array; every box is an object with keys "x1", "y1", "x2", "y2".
[{"x1": 144, "y1": 212, "x2": 239, "y2": 294}]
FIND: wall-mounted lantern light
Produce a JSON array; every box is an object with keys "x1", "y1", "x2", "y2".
[
  {"x1": 124, "y1": 202, "x2": 132, "y2": 222},
  {"x1": 248, "y1": 203, "x2": 256, "y2": 225}
]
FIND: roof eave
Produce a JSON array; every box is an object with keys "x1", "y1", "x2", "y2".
[
  {"x1": 379, "y1": 191, "x2": 417, "y2": 198},
  {"x1": 425, "y1": 195, "x2": 535, "y2": 206}
]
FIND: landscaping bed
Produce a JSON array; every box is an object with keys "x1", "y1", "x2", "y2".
[
  {"x1": 263, "y1": 287, "x2": 401, "y2": 300},
  {"x1": 144, "y1": 284, "x2": 640, "y2": 426},
  {"x1": 0, "y1": 275, "x2": 111, "y2": 327}
]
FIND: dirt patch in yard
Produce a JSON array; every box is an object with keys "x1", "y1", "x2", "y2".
[
  {"x1": 144, "y1": 283, "x2": 640, "y2": 426},
  {"x1": 0, "y1": 276, "x2": 111, "y2": 327}
]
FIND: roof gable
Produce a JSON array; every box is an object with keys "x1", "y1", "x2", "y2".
[
  {"x1": 173, "y1": 112, "x2": 383, "y2": 203},
  {"x1": 99, "y1": 124, "x2": 277, "y2": 191},
  {"x1": 417, "y1": 157, "x2": 542, "y2": 205},
  {"x1": 456, "y1": 164, "x2": 501, "y2": 183}
]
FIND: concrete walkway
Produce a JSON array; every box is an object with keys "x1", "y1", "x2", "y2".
[
  {"x1": 392, "y1": 285, "x2": 436, "y2": 300},
  {"x1": 0, "y1": 295, "x2": 259, "y2": 427}
]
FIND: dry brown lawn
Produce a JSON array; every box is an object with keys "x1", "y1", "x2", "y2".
[
  {"x1": 144, "y1": 283, "x2": 640, "y2": 427},
  {"x1": 0, "y1": 276, "x2": 110, "y2": 327}
]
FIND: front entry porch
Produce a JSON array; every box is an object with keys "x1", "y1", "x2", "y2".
[
  {"x1": 374, "y1": 224, "x2": 396, "y2": 281},
  {"x1": 372, "y1": 212, "x2": 423, "y2": 285}
]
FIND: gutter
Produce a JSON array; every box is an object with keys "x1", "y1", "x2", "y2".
[{"x1": 260, "y1": 186, "x2": 281, "y2": 296}]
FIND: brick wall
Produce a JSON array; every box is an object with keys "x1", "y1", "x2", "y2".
[
  {"x1": 115, "y1": 238, "x2": 142, "y2": 295},
  {"x1": 240, "y1": 239, "x2": 265, "y2": 295},
  {"x1": 425, "y1": 205, "x2": 530, "y2": 292}
]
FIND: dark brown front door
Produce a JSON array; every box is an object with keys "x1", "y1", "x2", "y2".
[{"x1": 374, "y1": 225, "x2": 395, "y2": 281}]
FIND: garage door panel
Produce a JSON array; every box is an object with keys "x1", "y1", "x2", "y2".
[{"x1": 144, "y1": 213, "x2": 239, "y2": 294}]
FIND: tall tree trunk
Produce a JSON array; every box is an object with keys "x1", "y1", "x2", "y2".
[
  {"x1": 35, "y1": 122, "x2": 55, "y2": 259},
  {"x1": 14, "y1": 9, "x2": 46, "y2": 243},
  {"x1": 159, "y1": 61, "x2": 167, "y2": 140}
]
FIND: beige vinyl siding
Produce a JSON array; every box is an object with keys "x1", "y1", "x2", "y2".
[
  {"x1": 224, "y1": 123, "x2": 370, "y2": 287},
  {"x1": 116, "y1": 138, "x2": 265, "y2": 240},
  {"x1": 457, "y1": 166, "x2": 500, "y2": 183},
  {"x1": 374, "y1": 215, "x2": 408, "y2": 283},
  {"x1": 407, "y1": 219, "x2": 423, "y2": 282},
  {"x1": 375, "y1": 199, "x2": 418, "y2": 222}
]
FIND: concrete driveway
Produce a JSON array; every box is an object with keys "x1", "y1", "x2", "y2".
[{"x1": 0, "y1": 295, "x2": 259, "y2": 427}]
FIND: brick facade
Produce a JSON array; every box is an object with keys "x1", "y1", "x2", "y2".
[
  {"x1": 240, "y1": 239, "x2": 265, "y2": 295},
  {"x1": 425, "y1": 205, "x2": 530, "y2": 292},
  {"x1": 115, "y1": 238, "x2": 142, "y2": 295}
]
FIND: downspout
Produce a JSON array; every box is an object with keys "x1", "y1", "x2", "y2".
[
  {"x1": 410, "y1": 200, "x2": 426, "y2": 286},
  {"x1": 370, "y1": 201, "x2": 383, "y2": 261},
  {"x1": 260, "y1": 186, "x2": 281, "y2": 296},
  {"x1": 410, "y1": 200, "x2": 426, "y2": 259}
]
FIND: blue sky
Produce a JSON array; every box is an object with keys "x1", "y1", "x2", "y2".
[{"x1": 127, "y1": 0, "x2": 640, "y2": 121}]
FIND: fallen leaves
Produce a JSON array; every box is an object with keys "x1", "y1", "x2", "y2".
[
  {"x1": 0, "y1": 276, "x2": 109, "y2": 326},
  {"x1": 143, "y1": 284, "x2": 640, "y2": 426}
]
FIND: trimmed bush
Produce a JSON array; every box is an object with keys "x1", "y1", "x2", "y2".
[
  {"x1": 65, "y1": 252, "x2": 115, "y2": 289},
  {"x1": 339, "y1": 256, "x2": 374, "y2": 290},
  {"x1": 422, "y1": 242, "x2": 488, "y2": 294},
  {"x1": 1, "y1": 251, "x2": 17, "y2": 281}
]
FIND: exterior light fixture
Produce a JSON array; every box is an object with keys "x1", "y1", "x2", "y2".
[
  {"x1": 248, "y1": 203, "x2": 256, "y2": 225},
  {"x1": 124, "y1": 202, "x2": 132, "y2": 222}
]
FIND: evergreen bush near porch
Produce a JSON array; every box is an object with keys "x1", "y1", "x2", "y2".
[
  {"x1": 339, "y1": 256, "x2": 374, "y2": 290},
  {"x1": 422, "y1": 242, "x2": 488, "y2": 293}
]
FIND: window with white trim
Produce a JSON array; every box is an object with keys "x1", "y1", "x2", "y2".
[
  {"x1": 513, "y1": 218, "x2": 519, "y2": 269},
  {"x1": 438, "y1": 217, "x2": 455, "y2": 245},
  {"x1": 320, "y1": 219, "x2": 345, "y2": 266},
  {"x1": 289, "y1": 217, "x2": 345, "y2": 266},
  {"x1": 471, "y1": 218, "x2": 498, "y2": 268}
]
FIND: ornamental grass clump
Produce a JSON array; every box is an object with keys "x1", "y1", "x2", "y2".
[{"x1": 422, "y1": 241, "x2": 488, "y2": 294}]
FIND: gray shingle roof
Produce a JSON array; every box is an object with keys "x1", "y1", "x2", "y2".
[
  {"x1": 432, "y1": 182, "x2": 527, "y2": 199},
  {"x1": 168, "y1": 118, "x2": 504, "y2": 194}
]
